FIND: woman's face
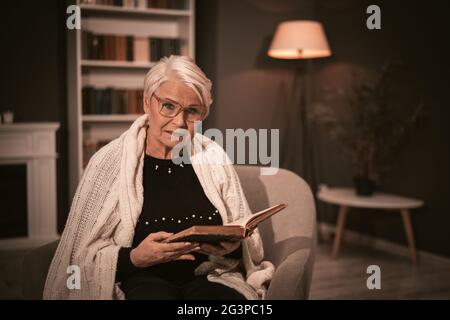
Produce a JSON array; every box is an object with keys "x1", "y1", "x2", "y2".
[{"x1": 143, "y1": 80, "x2": 205, "y2": 151}]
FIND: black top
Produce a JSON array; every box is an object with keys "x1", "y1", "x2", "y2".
[{"x1": 116, "y1": 154, "x2": 242, "y2": 284}]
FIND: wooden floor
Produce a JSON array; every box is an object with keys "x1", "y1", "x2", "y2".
[
  {"x1": 310, "y1": 240, "x2": 450, "y2": 299},
  {"x1": 1, "y1": 241, "x2": 450, "y2": 299}
]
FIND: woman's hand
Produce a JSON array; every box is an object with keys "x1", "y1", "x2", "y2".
[
  {"x1": 130, "y1": 231, "x2": 200, "y2": 268},
  {"x1": 197, "y1": 240, "x2": 241, "y2": 257}
]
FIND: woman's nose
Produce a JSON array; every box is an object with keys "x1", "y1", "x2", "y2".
[{"x1": 172, "y1": 110, "x2": 187, "y2": 126}]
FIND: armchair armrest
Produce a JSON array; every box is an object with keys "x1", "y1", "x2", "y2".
[{"x1": 266, "y1": 247, "x2": 315, "y2": 300}]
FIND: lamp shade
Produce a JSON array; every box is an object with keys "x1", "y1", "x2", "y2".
[{"x1": 268, "y1": 20, "x2": 331, "y2": 59}]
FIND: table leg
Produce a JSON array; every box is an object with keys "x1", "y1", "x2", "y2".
[
  {"x1": 400, "y1": 209, "x2": 418, "y2": 265},
  {"x1": 332, "y1": 205, "x2": 348, "y2": 259}
]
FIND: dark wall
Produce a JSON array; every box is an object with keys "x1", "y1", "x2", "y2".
[
  {"x1": 314, "y1": 1, "x2": 450, "y2": 257},
  {"x1": 196, "y1": 0, "x2": 450, "y2": 257},
  {"x1": 1, "y1": 0, "x2": 69, "y2": 233}
]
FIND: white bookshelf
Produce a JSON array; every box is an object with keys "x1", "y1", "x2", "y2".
[
  {"x1": 82, "y1": 114, "x2": 142, "y2": 122},
  {"x1": 81, "y1": 59, "x2": 156, "y2": 69},
  {"x1": 67, "y1": 0, "x2": 196, "y2": 198},
  {"x1": 80, "y1": 3, "x2": 191, "y2": 17}
]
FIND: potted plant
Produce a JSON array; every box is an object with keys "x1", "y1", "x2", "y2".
[{"x1": 310, "y1": 58, "x2": 425, "y2": 196}]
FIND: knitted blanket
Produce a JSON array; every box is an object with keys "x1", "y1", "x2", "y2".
[{"x1": 43, "y1": 114, "x2": 274, "y2": 300}]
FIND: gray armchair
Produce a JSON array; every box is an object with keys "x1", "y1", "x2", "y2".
[{"x1": 22, "y1": 165, "x2": 316, "y2": 299}]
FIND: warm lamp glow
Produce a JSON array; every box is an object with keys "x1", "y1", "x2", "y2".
[{"x1": 268, "y1": 20, "x2": 331, "y2": 59}]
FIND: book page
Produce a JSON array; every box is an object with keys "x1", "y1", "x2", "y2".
[{"x1": 224, "y1": 203, "x2": 287, "y2": 229}]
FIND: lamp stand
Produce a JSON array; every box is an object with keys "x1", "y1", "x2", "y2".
[{"x1": 298, "y1": 60, "x2": 326, "y2": 243}]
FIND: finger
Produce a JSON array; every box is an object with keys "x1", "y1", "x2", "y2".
[
  {"x1": 163, "y1": 242, "x2": 199, "y2": 251},
  {"x1": 167, "y1": 245, "x2": 201, "y2": 256},
  {"x1": 149, "y1": 231, "x2": 174, "y2": 242},
  {"x1": 219, "y1": 241, "x2": 240, "y2": 249},
  {"x1": 219, "y1": 241, "x2": 232, "y2": 249},
  {"x1": 196, "y1": 249, "x2": 210, "y2": 255},
  {"x1": 174, "y1": 254, "x2": 195, "y2": 261},
  {"x1": 201, "y1": 243, "x2": 222, "y2": 251},
  {"x1": 199, "y1": 243, "x2": 223, "y2": 256}
]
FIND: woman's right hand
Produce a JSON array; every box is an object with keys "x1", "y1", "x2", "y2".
[{"x1": 130, "y1": 231, "x2": 200, "y2": 268}]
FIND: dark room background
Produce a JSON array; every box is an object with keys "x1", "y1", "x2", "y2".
[{"x1": 1, "y1": 0, "x2": 449, "y2": 258}]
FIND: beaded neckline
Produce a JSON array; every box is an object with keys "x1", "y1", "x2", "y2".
[{"x1": 145, "y1": 153, "x2": 186, "y2": 173}]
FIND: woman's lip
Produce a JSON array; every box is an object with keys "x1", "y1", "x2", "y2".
[
  {"x1": 165, "y1": 130, "x2": 181, "y2": 138},
  {"x1": 166, "y1": 130, "x2": 183, "y2": 135}
]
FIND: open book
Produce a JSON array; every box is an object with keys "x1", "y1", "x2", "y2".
[{"x1": 164, "y1": 203, "x2": 288, "y2": 243}]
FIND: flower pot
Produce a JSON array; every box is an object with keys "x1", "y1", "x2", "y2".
[{"x1": 353, "y1": 176, "x2": 375, "y2": 196}]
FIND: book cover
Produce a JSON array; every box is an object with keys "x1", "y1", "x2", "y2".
[
  {"x1": 164, "y1": 203, "x2": 288, "y2": 243},
  {"x1": 134, "y1": 36, "x2": 149, "y2": 62}
]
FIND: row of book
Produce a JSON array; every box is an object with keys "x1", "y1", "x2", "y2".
[
  {"x1": 80, "y1": 0, "x2": 186, "y2": 10},
  {"x1": 83, "y1": 139, "x2": 111, "y2": 168},
  {"x1": 82, "y1": 87, "x2": 144, "y2": 115},
  {"x1": 82, "y1": 32, "x2": 181, "y2": 62},
  {"x1": 147, "y1": 0, "x2": 186, "y2": 9}
]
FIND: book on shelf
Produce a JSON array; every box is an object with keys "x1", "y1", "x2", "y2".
[
  {"x1": 150, "y1": 38, "x2": 180, "y2": 62},
  {"x1": 81, "y1": 0, "x2": 137, "y2": 7},
  {"x1": 134, "y1": 37, "x2": 149, "y2": 62},
  {"x1": 80, "y1": 0, "x2": 186, "y2": 10},
  {"x1": 82, "y1": 31, "x2": 181, "y2": 62},
  {"x1": 164, "y1": 203, "x2": 288, "y2": 244},
  {"x1": 124, "y1": 0, "x2": 139, "y2": 8},
  {"x1": 147, "y1": 0, "x2": 186, "y2": 9},
  {"x1": 83, "y1": 87, "x2": 144, "y2": 115}
]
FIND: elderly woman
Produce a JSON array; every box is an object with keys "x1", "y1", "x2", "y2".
[{"x1": 44, "y1": 55, "x2": 274, "y2": 300}]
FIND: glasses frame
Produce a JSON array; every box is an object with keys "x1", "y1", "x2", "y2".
[{"x1": 152, "y1": 93, "x2": 206, "y2": 123}]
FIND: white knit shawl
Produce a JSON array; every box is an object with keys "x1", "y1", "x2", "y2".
[{"x1": 43, "y1": 114, "x2": 274, "y2": 300}]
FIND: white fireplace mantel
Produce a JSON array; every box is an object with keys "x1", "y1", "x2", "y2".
[{"x1": 0, "y1": 122, "x2": 60, "y2": 250}]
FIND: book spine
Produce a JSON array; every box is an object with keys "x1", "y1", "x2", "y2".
[{"x1": 126, "y1": 36, "x2": 134, "y2": 61}]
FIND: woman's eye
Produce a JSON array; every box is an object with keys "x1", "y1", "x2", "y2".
[
  {"x1": 186, "y1": 108, "x2": 201, "y2": 115},
  {"x1": 162, "y1": 103, "x2": 176, "y2": 111}
]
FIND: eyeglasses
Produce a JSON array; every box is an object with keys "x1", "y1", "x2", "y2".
[{"x1": 152, "y1": 93, "x2": 206, "y2": 123}]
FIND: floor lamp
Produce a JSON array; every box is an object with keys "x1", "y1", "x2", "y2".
[{"x1": 268, "y1": 20, "x2": 332, "y2": 239}]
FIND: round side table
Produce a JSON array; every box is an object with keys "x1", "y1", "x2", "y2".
[{"x1": 317, "y1": 185, "x2": 424, "y2": 264}]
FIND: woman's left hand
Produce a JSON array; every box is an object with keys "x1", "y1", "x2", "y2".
[{"x1": 197, "y1": 240, "x2": 241, "y2": 256}]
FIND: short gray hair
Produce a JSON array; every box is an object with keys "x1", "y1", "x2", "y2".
[{"x1": 143, "y1": 55, "x2": 213, "y2": 117}]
